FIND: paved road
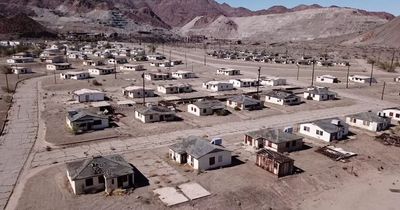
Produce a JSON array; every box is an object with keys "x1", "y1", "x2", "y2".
[{"x1": 0, "y1": 79, "x2": 39, "y2": 209}]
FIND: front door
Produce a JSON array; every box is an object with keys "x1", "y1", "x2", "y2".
[
  {"x1": 181, "y1": 154, "x2": 188, "y2": 163},
  {"x1": 117, "y1": 176, "x2": 124, "y2": 188}
]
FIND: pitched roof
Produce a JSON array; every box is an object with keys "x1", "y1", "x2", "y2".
[
  {"x1": 66, "y1": 155, "x2": 134, "y2": 180},
  {"x1": 73, "y1": 89, "x2": 103, "y2": 95},
  {"x1": 246, "y1": 129, "x2": 303, "y2": 144},
  {"x1": 228, "y1": 95, "x2": 261, "y2": 106},
  {"x1": 256, "y1": 149, "x2": 294, "y2": 164},
  {"x1": 265, "y1": 90, "x2": 298, "y2": 100},
  {"x1": 310, "y1": 118, "x2": 347, "y2": 133},
  {"x1": 169, "y1": 136, "x2": 230, "y2": 159},
  {"x1": 192, "y1": 100, "x2": 225, "y2": 109},
  {"x1": 305, "y1": 87, "x2": 336, "y2": 95},
  {"x1": 67, "y1": 110, "x2": 108, "y2": 122},
  {"x1": 346, "y1": 112, "x2": 389, "y2": 123},
  {"x1": 135, "y1": 105, "x2": 175, "y2": 115}
]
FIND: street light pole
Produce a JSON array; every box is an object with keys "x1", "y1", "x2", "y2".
[
  {"x1": 346, "y1": 64, "x2": 350, "y2": 89},
  {"x1": 311, "y1": 60, "x2": 315, "y2": 87},
  {"x1": 256, "y1": 67, "x2": 261, "y2": 99},
  {"x1": 296, "y1": 64, "x2": 300, "y2": 81},
  {"x1": 369, "y1": 62, "x2": 375, "y2": 86}
]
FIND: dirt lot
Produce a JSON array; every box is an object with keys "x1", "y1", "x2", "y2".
[{"x1": 15, "y1": 128, "x2": 400, "y2": 210}]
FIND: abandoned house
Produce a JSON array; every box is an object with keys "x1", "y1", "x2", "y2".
[
  {"x1": 66, "y1": 155, "x2": 134, "y2": 195},
  {"x1": 172, "y1": 71, "x2": 196, "y2": 79},
  {"x1": 226, "y1": 95, "x2": 262, "y2": 111},
  {"x1": 122, "y1": 86, "x2": 155, "y2": 98},
  {"x1": 66, "y1": 110, "x2": 109, "y2": 132},
  {"x1": 229, "y1": 79, "x2": 259, "y2": 88},
  {"x1": 188, "y1": 100, "x2": 226, "y2": 116},
  {"x1": 88, "y1": 67, "x2": 116, "y2": 75},
  {"x1": 119, "y1": 64, "x2": 144, "y2": 71},
  {"x1": 316, "y1": 75, "x2": 339, "y2": 83},
  {"x1": 157, "y1": 83, "x2": 193, "y2": 94},
  {"x1": 11, "y1": 66, "x2": 32, "y2": 74},
  {"x1": 256, "y1": 149, "x2": 295, "y2": 177},
  {"x1": 299, "y1": 118, "x2": 349, "y2": 142},
  {"x1": 73, "y1": 89, "x2": 105, "y2": 103},
  {"x1": 383, "y1": 107, "x2": 400, "y2": 122},
  {"x1": 349, "y1": 75, "x2": 377, "y2": 84},
  {"x1": 169, "y1": 136, "x2": 232, "y2": 171},
  {"x1": 304, "y1": 86, "x2": 337, "y2": 101},
  {"x1": 264, "y1": 90, "x2": 301, "y2": 106},
  {"x1": 202, "y1": 81, "x2": 234, "y2": 92},
  {"x1": 345, "y1": 112, "x2": 391, "y2": 132},
  {"x1": 46, "y1": 63, "x2": 71, "y2": 71},
  {"x1": 260, "y1": 77, "x2": 286, "y2": 86},
  {"x1": 244, "y1": 129, "x2": 303, "y2": 152},
  {"x1": 216, "y1": 68, "x2": 240, "y2": 76},
  {"x1": 60, "y1": 71, "x2": 90, "y2": 80},
  {"x1": 144, "y1": 72, "x2": 172, "y2": 81},
  {"x1": 134, "y1": 105, "x2": 177, "y2": 123}
]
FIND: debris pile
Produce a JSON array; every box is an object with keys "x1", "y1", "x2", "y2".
[
  {"x1": 375, "y1": 133, "x2": 400, "y2": 147},
  {"x1": 316, "y1": 146, "x2": 357, "y2": 161}
]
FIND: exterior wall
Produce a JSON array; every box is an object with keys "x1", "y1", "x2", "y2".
[
  {"x1": 195, "y1": 151, "x2": 232, "y2": 170},
  {"x1": 261, "y1": 79, "x2": 286, "y2": 86},
  {"x1": 266, "y1": 139, "x2": 303, "y2": 153},
  {"x1": 383, "y1": 109, "x2": 400, "y2": 122},
  {"x1": 304, "y1": 92, "x2": 331, "y2": 101},
  {"x1": 299, "y1": 123, "x2": 348, "y2": 142},
  {"x1": 265, "y1": 96, "x2": 284, "y2": 106},
  {"x1": 345, "y1": 117, "x2": 390, "y2": 132},
  {"x1": 126, "y1": 90, "x2": 155, "y2": 98},
  {"x1": 256, "y1": 155, "x2": 294, "y2": 177},
  {"x1": 169, "y1": 149, "x2": 184, "y2": 164},
  {"x1": 316, "y1": 77, "x2": 336, "y2": 83},
  {"x1": 187, "y1": 105, "x2": 213, "y2": 116},
  {"x1": 75, "y1": 93, "x2": 105, "y2": 102}
]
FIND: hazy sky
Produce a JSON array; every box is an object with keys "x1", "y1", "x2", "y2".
[{"x1": 216, "y1": 0, "x2": 400, "y2": 16}]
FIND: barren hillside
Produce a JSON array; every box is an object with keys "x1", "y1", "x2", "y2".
[
  {"x1": 180, "y1": 8, "x2": 389, "y2": 43},
  {"x1": 344, "y1": 16, "x2": 400, "y2": 48}
]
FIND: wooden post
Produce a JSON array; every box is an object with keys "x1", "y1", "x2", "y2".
[
  {"x1": 257, "y1": 67, "x2": 261, "y2": 99},
  {"x1": 346, "y1": 65, "x2": 350, "y2": 89},
  {"x1": 5, "y1": 73, "x2": 9, "y2": 91},
  {"x1": 53, "y1": 70, "x2": 56, "y2": 84},
  {"x1": 370, "y1": 62, "x2": 374, "y2": 86},
  {"x1": 185, "y1": 50, "x2": 187, "y2": 69},
  {"x1": 381, "y1": 82, "x2": 386, "y2": 100},
  {"x1": 390, "y1": 49, "x2": 396, "y2": 71},
  {"x1": 114, "y1": 62, "x2": 117, "y2": 79},
  {"x1": 311, "y1": 60, "x2": 315, "y2": 87},
  {"x1": 142, "y1": 73, "x2": 145, "y2": 105},
  {"x1": 296, "y1": 64, "x2": 300, "y2": 81}
]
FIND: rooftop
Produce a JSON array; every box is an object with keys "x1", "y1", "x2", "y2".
[
  {"x1": 246, "y1": 129, "x2": 303, "y2": 144},
  {"x1": 256, "y1": 149, "x2": 294, "y2": 164},
  {"x1": 73, "y1": 89, "x2": 103, "y2": 95},
  {"x1": 169, "y1": 136, "x2": 230, "y2": 159},
  {"x1": 66, "y1": 155, "x2": 134, "y2": 181},
  {"x1": 192, "y1": 100, "x2": 225, "y2": 109},
  {"x1": 346, "y1": 112, "x2": 389, "y2": 123},
  {"x1": 265, "y1": 90, "x2": 298, "y2": 99}
]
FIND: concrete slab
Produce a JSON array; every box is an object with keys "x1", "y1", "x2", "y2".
[
  {"x1": 178, "y1": 182, "x2": 211, "y2": 200},
  {"x1": 154, "y1": 187, "x2": 189, "y2": 206}
]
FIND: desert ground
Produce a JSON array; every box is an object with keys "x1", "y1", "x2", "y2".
[{"x1": 0, "y1": 42, "x2": 399, "y2": 210}]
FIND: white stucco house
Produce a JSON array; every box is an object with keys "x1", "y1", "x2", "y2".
[
  {"x1": 66, "y1": 109, "x2": 109, "y2": 132},
  {"x1": 46, "y1": 63, "x2": 71, "y2": 71},
  {"x1": 134, "y1": 105, "x2": 177, "y2": 123},
  {"x1": 169, "y1": 136, "x2": 232, "y2": 171},
  {"x1": 202, "y1": 81, "x2": 234, "y2": 92},
  {"x1": 11, "y1": 66, "x2": 32, "y2": 74},
  {"x1": 304, "y1": 86, "x2": 337, "y2": 101},
  {"x1": 346, "y1": 112, "x2": 391, "y2": 132},
  {"x1": 60, "y1": 71, "x2": 90, "y2": 80},
  {"x1": 122, "y1": 86, "x2": 155, "y2": 98},
  {"x1": 260, "y1": 77, "x2": 286, "y2": 86},
  {"x1": 226, "y1": 95, "x2": 262, "y2": 111},
  {"x1": 229, "y1": 79, "x2": 259, "y2": 88},
  {"x1": 172, "y1": 71, "x2": 196, "y2": 79},
  {"x1": 216, "y1": 68, "x2": 240, "y2": 76},
  {"x1": 73, "y1": 89, "x2": 105, "y2": 103},
  {"x1": 157, "y1": 83, "x2": 192, "y2": 94},
  {"x1": 188, "y1": 100, "x2": 225, "y2": 116},
  {"x1": 349, "y1": 75, "x2": 377, "y2": 84},
  {"x1": 316, "y1": 75, "x2": 339, "y2": 83},
  {"x1": 299, "y1": 118, "x2": 349, "y2": 142},
  {"x1": 264, "y1": 90, "x2": 301, "y2": 106},
  {"x1": 119, "y1": 64, "x2": 144, "y2": 71},
  {"x1": 88, "y1": 67, "x2": 116, "y2": 75},
  {"x1": 382, "y1": 107, "x2": 400, "y2": 122},
  {"x1": 144, "y1": 72, "x2": 172, "y2": 81},
  {"x1": 66, "y1": 155, "x2": 134, "y2": 195}
]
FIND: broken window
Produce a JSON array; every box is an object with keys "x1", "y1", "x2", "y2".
[
  {"x1": 98, "y1": 176, "x2": 105, "y2": 183},
  {"x1": 209, "y1": 157, "x2": 215, "y2": 165},
  {"x1": 303, "y1": 126, "x2": 310, "y2": 132},
  {"x1": 85, "y1": 178, "x2": 93, "y2": 186}
]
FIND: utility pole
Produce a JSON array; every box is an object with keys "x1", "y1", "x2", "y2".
[
  {"x1": 203, "y1": 43, "x2": 207, "y2": 66},
  {"x1": 256, "y1": 67, "x2": 261, "y2": 100},
  {"x1": 114, "y1": 62, "x2": 117, "y2": 79},
  {"x1": 191, "y1": 62, "x2": 194, "y2": 72},
  {"x1": 185, "y1": 50, "x2": 187, "y2": 69},
  {"x1": 390, "y1": 49, "x2": 396, "y2": 71},
  {"x1": 311, "y1": 60, "x2": 315, "y2": 87},
  {"x1": 381, "y1": 82, "x2": 386, "y2": 100},
  {"x1": 346, "y1": 64, "x2": 350, "y2": 88},
  {"x1": 296, "y1": 64, "x2": 300, "y2": 81},
  {"x1": 142, "y1": 73, "x2": 146, "y2": 105},
  {"x1": 53, "y1": 70, "x2": 56, "y2": 84},
  {"x1": 370, "y1": 61, "x2": 375, "y2": 86}
]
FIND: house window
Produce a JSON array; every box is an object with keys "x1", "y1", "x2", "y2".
[
  {"x1": 149, "y1": 115, "x2": 153, "y2": 120},
  {"x1": 389, "y1": 112, "x2": 393, "y2": 117},
  {"x1": 316, "y1": 130, "x2": 324, "y2": 136},
  {"x1": 303, "y1": 126, "x2": 310, "y2": 132},
  {"x1": 286, "y1": 142, "x2": 290, "y2": 148},
  {"x1": 396, "y1": 114, "x2": 400, "y2": 118},
  {"x1": 203, "y1": 109, "x2": 206, "y2": 113},
  {"x1": 352, "y1": 118, "x2": 357, "y2": 123},
  {"x1": 93, "y1": 120, "x2": 102, "y2": 125},
  {"x1": 209, "y1": 157, "x2": 215, "y2": 165},
  {"x1": 85, "y1": 178, "x2": 93, "y2": 186},
  {"x1": 98, "y1": 176, "x2": 105, "y2": 183},
  {"x1": 218, "y1": 155, "x2": 223, "y2": 162}
]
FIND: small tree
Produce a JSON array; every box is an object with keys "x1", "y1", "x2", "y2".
[{"x1": 147, "y1": 44, "x2": 157, "y2": 53}]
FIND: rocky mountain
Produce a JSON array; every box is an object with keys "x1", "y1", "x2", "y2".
[
  {"x1": 180, "y1": 7, "x2": 390, "y2": 43},
  {"x1": 344, "y1": 16, "x2": 400, "y2": 48},
  {"x1": 0, "y1": 14, "x2": 53, "y2": 37}
]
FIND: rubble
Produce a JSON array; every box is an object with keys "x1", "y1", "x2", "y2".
[
  {"x1": 315, "y1": 146, "x2": 357, "y2": 161},
  {"x1": 375, "y1": 133, "x2": 400, "y2": 147}
]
